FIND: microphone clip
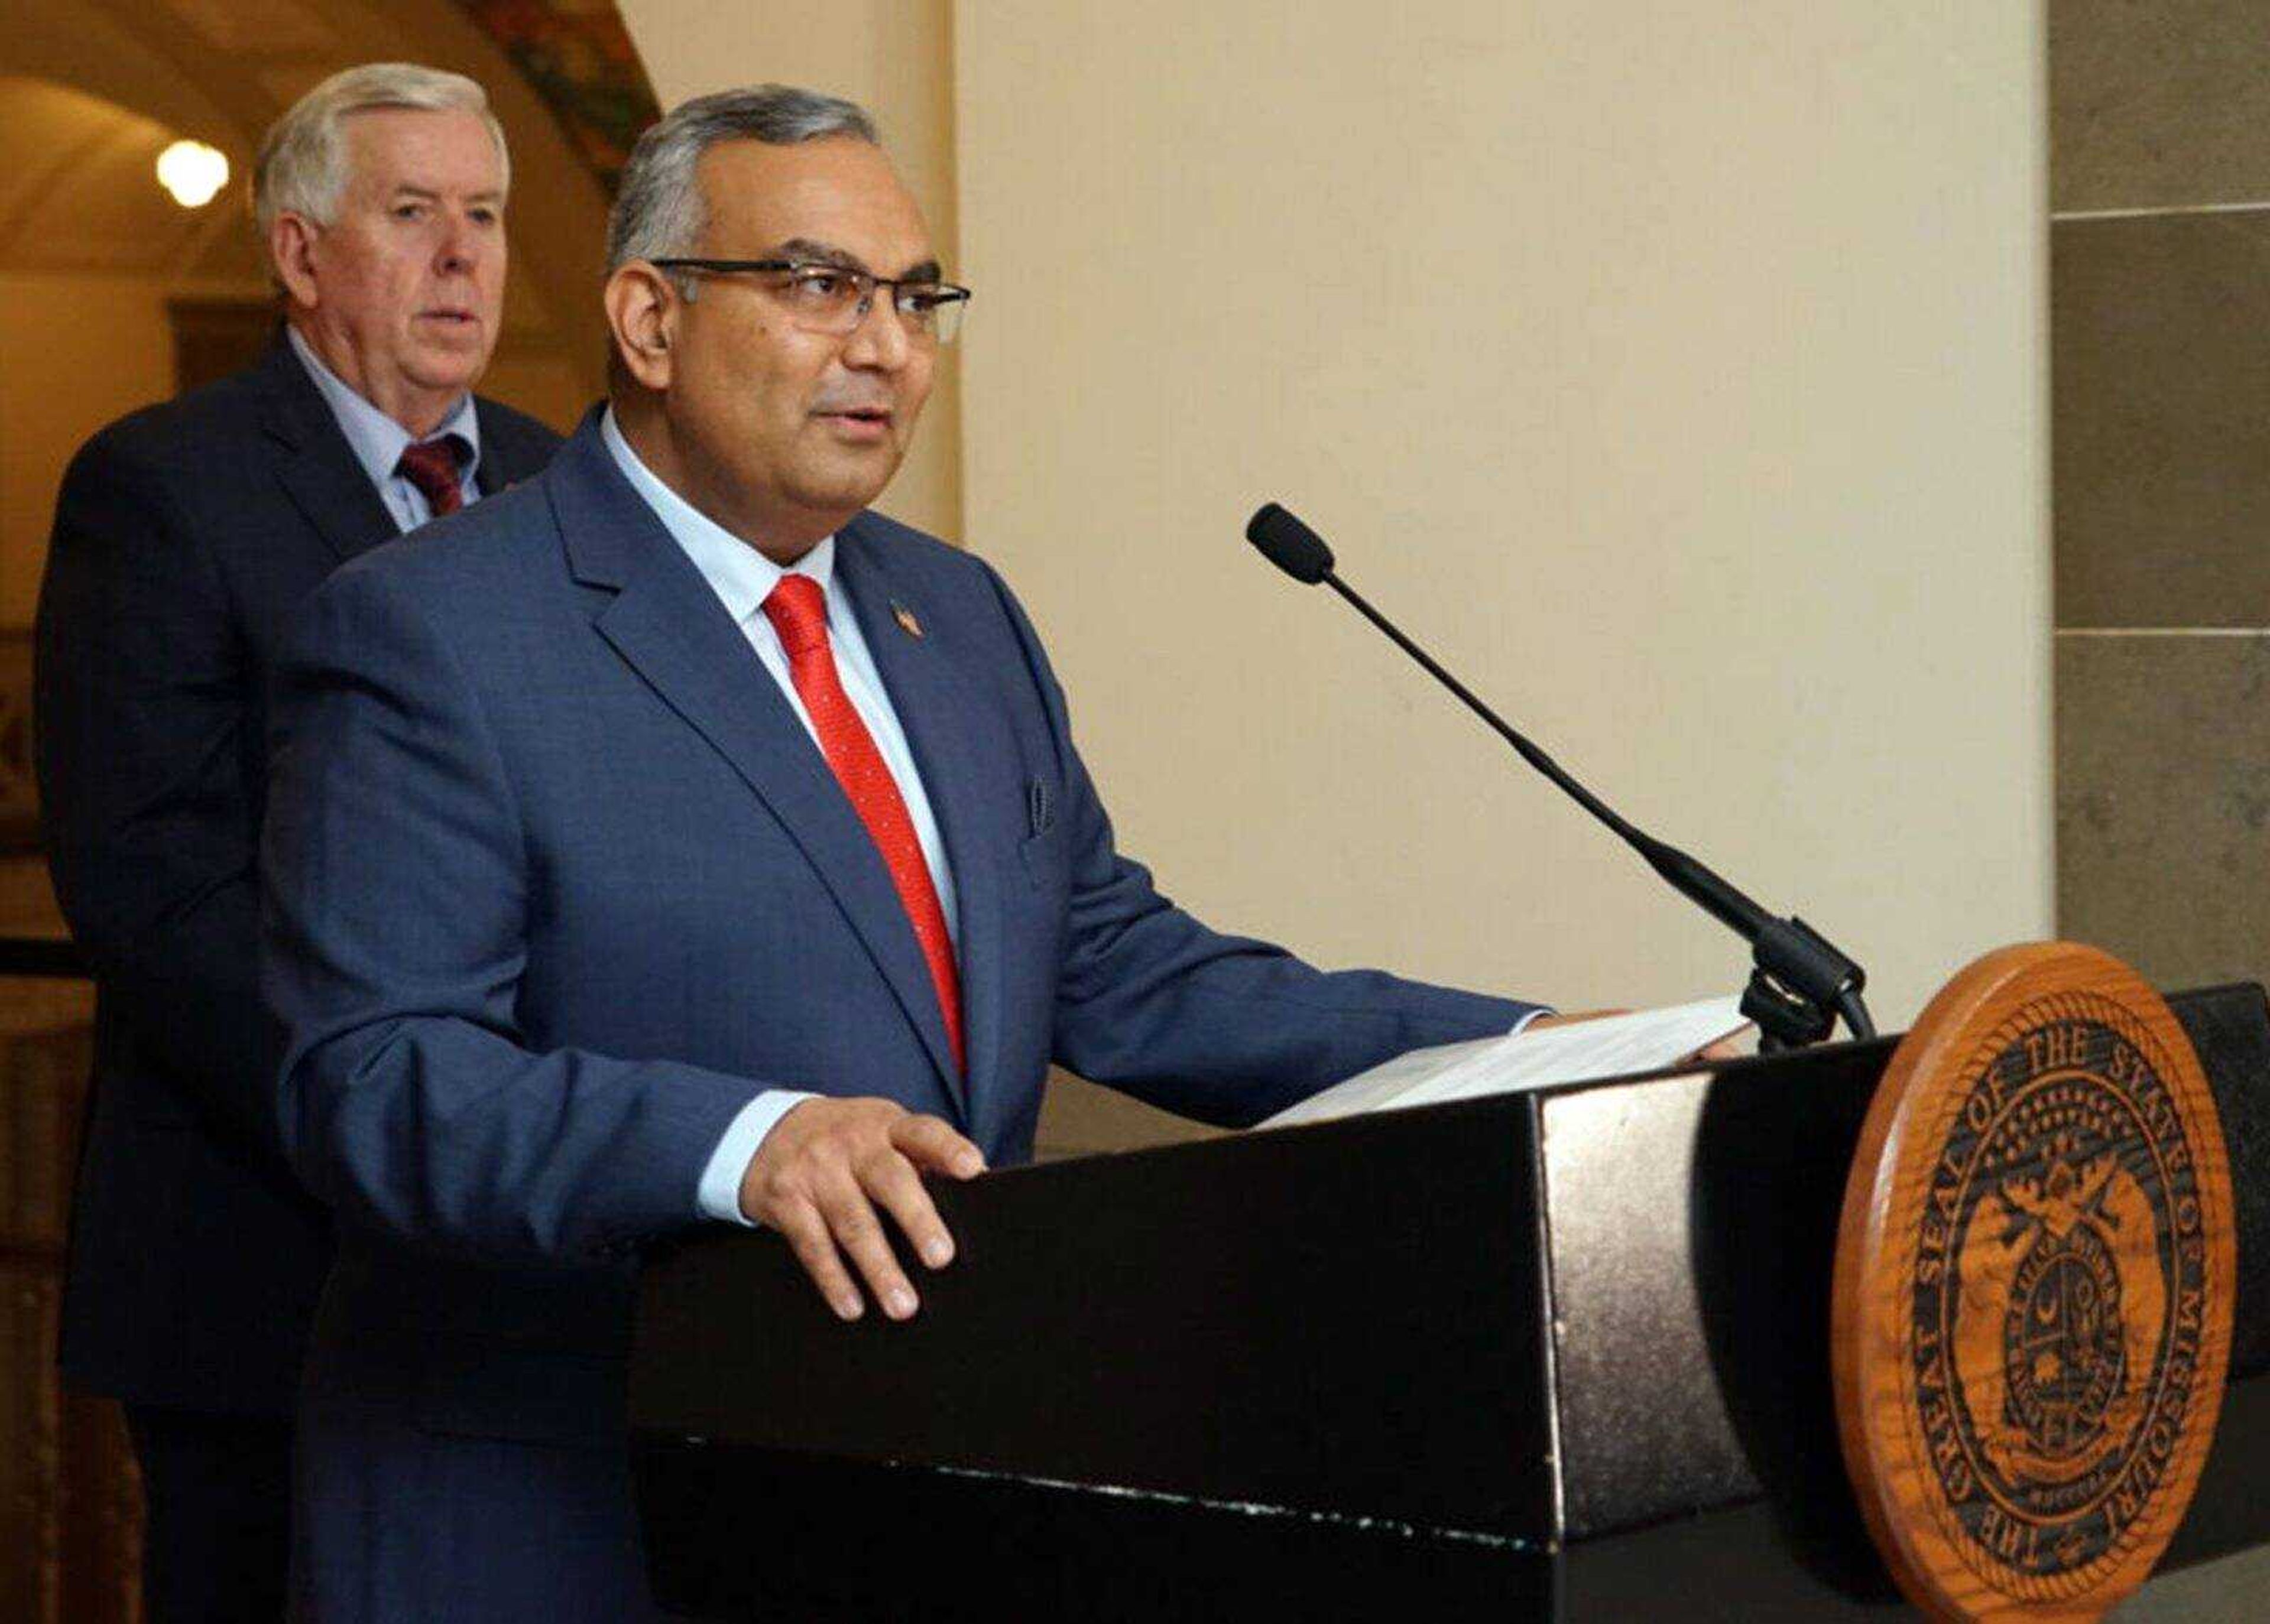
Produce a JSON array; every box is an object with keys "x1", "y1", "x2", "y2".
[{"x1": 1741, "y1": 915, "x2": 1869, "y2": 1053}]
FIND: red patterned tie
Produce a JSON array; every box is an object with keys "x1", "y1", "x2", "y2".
[
  {"x1": 763, "y1": 575, "x2": 964, "y2": 1073},
  {"x1": 395, "y1": 435, "x2": 468, "y2": 518}
]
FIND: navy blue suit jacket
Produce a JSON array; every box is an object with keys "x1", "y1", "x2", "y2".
[
  {"x1": 261, "y1": 413, "x2": 1537, "y2": 1610},
  {"x1": 34, "y1": 336, "x2": 559, "y2": 1413}
]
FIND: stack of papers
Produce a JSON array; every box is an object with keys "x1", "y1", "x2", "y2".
[{"x1": 1257, "y1": 995, "x2": 1752, "y2": 1131}]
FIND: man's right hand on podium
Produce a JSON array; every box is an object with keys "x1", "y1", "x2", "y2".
[{"x1": 738, "y1": 1098, "x2": 987, "y2": 1324}]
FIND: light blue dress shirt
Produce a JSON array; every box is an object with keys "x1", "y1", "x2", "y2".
[
  {"x1": 598, "y1": 409, "x2": 961, "y2": 1226},
  {"x1": 287, "y1": 325, "x2": 481, "y2": 530}
]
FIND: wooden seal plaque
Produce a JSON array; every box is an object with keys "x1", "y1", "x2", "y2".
[{"x1": 1832, "y1": 944, "x2": 2235, "y2": 1620}]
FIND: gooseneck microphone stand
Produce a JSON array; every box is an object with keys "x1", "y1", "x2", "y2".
[{"x1": 1246, "y1": 502, "x2": 1874, "y2": 1053}]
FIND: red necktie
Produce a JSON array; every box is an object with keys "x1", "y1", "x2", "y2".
[
  {"x1": 395, "y1": 436, "x2": 468, "y2": 518},
  {"x1": 762, "y1": 575, "x2": 964, "y2": 1073}
]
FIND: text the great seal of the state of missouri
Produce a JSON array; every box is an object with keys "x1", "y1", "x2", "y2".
[
  {"x1": 1837, "y1": 944, "x2": 2235, "y2": 1622},
  {"x1": 1906, "y1": 992, "x2": 2210, "y2": 1602}
]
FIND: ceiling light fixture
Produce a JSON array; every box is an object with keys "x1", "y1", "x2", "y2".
[{"x1": 156, "y1": 140, "x2": 230, "y2": 209}]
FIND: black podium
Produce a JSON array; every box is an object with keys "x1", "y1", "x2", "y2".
[{"x1": 631, "y1": 984, "x2": 2270, "y2": 1620}]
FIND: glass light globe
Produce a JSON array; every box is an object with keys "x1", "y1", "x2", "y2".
[{"x1": 155, "y1": 141, "x2": 230, "y2": 209}]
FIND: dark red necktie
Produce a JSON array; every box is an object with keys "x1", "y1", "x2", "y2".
[
  {"x1": 762, "y1": 575, "x2": 964, "y2": 1073},
  {"x1": 395, "y1": 435, "x2": 468, "y2": 518}
]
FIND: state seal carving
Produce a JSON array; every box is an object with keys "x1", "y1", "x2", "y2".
[{"x1": 1834, "y1": 946, "x2": 2233, "y2": 1622}]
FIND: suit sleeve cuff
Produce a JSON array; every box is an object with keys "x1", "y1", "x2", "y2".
[{"x1": 696, "y1": 1090, "x2": 819, "y2": 1226}]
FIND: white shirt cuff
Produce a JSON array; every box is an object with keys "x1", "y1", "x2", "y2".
[
  {"x1": 1509, "y1": 1007, "x2": 1553, "y2": 1035},
  {"x1": 696, "y1": 1090, "x2": 819, "y2": 1225}
]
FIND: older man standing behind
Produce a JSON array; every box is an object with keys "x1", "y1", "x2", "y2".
[{"x1": 34, "y1": 63, "x2": 559, "y2": 1622}]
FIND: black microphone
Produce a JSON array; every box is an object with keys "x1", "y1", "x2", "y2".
[
  {"x1": 1247, "y1": 503, "x2": 1335, "y2": 583},
  {"x1": 1243, "y1": 501, "x2": 1873, "y2": 1050}
]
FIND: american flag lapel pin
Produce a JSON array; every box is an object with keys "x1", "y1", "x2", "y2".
[{"x1": 891, "y1": 600, "x2": 924, "y2": 639}]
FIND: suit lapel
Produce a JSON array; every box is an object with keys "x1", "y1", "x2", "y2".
[
  {"x1": 473, "y1": 432, "x2": 511, "y2": 496},
  {"x1": 836, "y1": 519, "x2": 1010, "y2": 1129},
  {"x1": 551, "y1": 424, "x2": 967, "y2": 1107},
  {"x1": 253, "y1": 337, "x2": 400, "y2": 563}
]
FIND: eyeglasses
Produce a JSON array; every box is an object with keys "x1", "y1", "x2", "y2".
[{"x1": 649, "y1": 258, "x2": 970, "y2": 345}]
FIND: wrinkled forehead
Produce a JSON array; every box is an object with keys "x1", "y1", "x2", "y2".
[
  {"x1": 695, "y1": 136, "x2": 933, "y2": 275},
  {"x1": 341, "y1": 106, "x2": 505, "y2": 194}
]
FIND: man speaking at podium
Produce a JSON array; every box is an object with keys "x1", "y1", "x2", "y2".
[{"x1": 262, "y1": 85, "x2": 1546, "y2": 1618}]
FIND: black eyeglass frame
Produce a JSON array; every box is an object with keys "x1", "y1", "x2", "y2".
[{"x1": 647, "y1": 258, "x2": 971, "y2": 340}]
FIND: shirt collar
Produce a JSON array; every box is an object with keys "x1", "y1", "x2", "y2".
[
  {"x1": 599, "y1": 405, "x2": 835, "y2": 622},
  {"x1": 286, "y1": 323, "x2": 482, "y2": 493}
]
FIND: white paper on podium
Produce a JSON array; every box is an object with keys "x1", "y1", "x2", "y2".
[{"x1": 1256, "y1": 995, "x2": 1752, "y2": 1131}]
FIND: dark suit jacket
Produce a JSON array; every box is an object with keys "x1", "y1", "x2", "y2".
[
  {"x1": 261, "y1": 412, "x2": 1538, "y2": 1613},
  {"x1": 34, "y1": 334, "x2": 560, "y2": 1414}
]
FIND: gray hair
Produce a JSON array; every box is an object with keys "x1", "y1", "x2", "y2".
[
  {"x1": 607, "y1": 85, "x2": 878, "y2": 274},
  {"x1": 254, "y1": 62, "x2": 509, "y2": 234}
]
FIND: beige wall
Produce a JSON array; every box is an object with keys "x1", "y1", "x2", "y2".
[
  {"x1": 955, "y1": 2, "x2": 2050, "y2": 1033},
  {"x1": 619, "y1": 4, "x2": 2052, "y2": 1077}
]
